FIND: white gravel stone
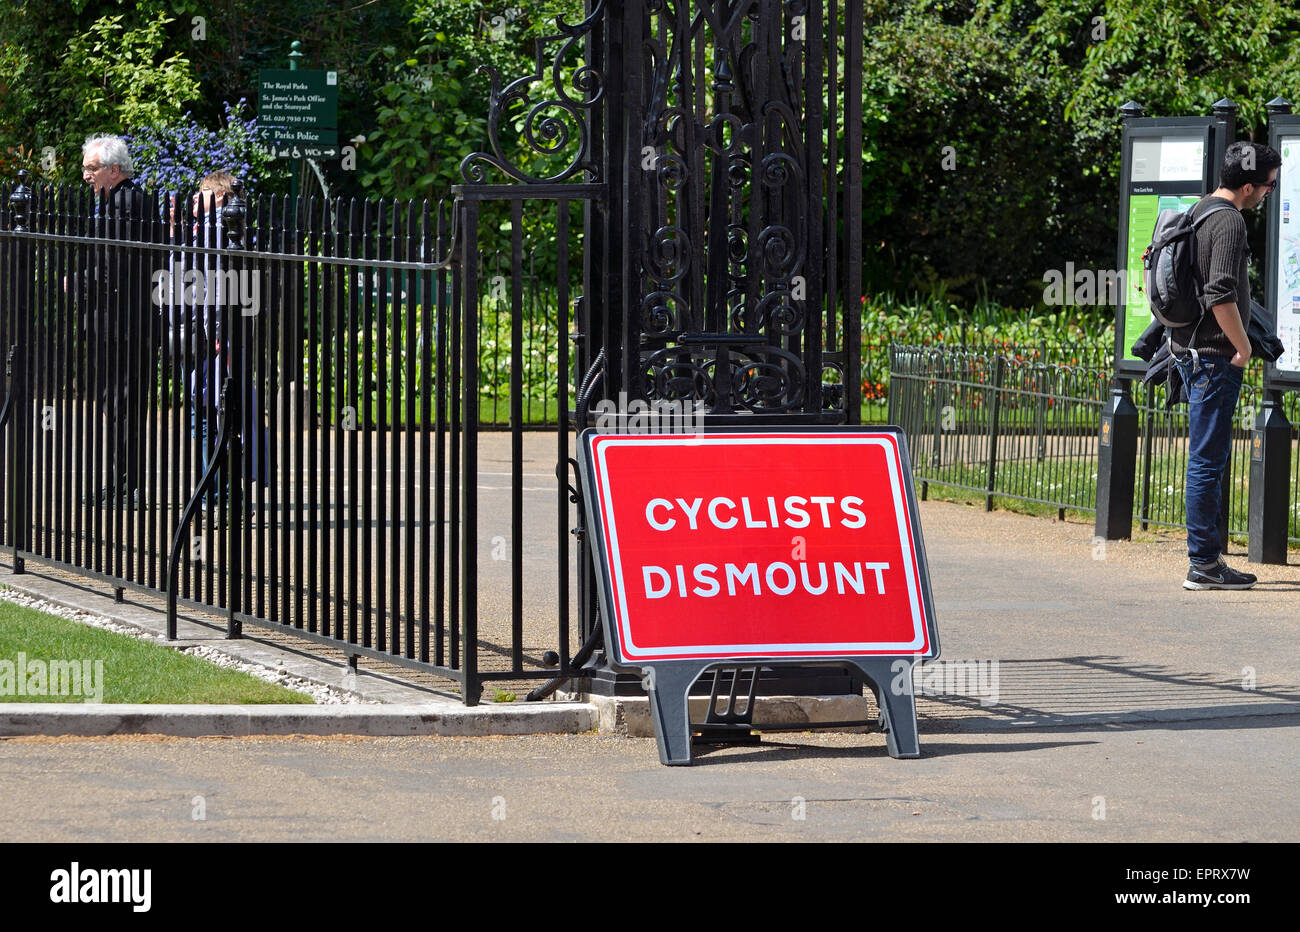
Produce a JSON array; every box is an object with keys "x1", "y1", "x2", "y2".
[{"x1": 0, "y1": 586, "x2": 372, "y2": 704}]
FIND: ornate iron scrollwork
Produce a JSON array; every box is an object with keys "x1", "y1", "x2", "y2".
[
  {"x1": 459, "y1": 1, "x2": 607, "y2": 185},
  {"x1": 642, "y1": 339, "x2": 807, "y2": 415},
  {"x1": 634, "y1": 0, "x2": 817, "y2": 415},
  {"x1": 643, "y1": 346, "x2": 718, "y2": 406},
  {"x1": 641, "y1": 290, "x2": 688, "y2": 337},
  {"x1": 732, "y1": 348, "x2": 804, "y2": 411},
  {"x1": 731, "y1": 287, "x2": 802, "y2": 336}
]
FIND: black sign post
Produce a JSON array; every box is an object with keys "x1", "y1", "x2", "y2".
[{"x1": 1251, "y1": 99, "x2": 1298, "y2": 564}]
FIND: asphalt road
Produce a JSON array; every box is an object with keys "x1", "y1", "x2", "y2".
[{"x1": 0, "y1": 719, "x2": 1295, "y2": 842}]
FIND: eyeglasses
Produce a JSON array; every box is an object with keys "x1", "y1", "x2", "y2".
[
  {"x1": 81, "y1": 163, "x2": 104, "y2": 175},
  {"x1": 1254, "y1": 178, "x2": 1278, "y2": 192}
]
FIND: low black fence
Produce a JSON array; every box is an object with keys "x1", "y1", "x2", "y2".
[
  {"x1": 889, "y1": 343, "x2": 1276, "y2": 540},
  {"x1": 0, "y1": 176, "x2": 584, "y2": 702}
]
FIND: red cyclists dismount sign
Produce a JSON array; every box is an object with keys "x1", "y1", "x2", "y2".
[{"x1": 578, "y1": 426, "x2": 940, "y2": 764}]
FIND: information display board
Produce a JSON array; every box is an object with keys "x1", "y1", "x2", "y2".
[
  {"x1": 578, "y1": 426, "x2": 940, "y2": 764},
  {"x1": 1116, "y1": 122, "x2": 1214, "y2": 374},
  {"x1": 1268, "y1": 126, "x2": 1300, "y2": 383},
  {"x1": 257, "y1": 69, "x2": 339, "y2": 158}
]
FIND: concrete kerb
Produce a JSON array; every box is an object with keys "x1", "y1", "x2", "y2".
[
  {"x1": 0, "y1": 703, "x2": 598, "y2": 738},
  {"x1": 0, "y1": 566, "x2": 598, "y2": 738}
]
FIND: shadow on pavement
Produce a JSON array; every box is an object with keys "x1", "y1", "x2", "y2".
[{"x1": 689, "y1": 737, "x2": 1098, "y2": 764}]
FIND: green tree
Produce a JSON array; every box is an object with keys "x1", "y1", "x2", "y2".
[
  {"x1": 1025, "y1": 0, "x2": 1300, "y2": 298},
  {"x1": 1029, "y1": 0, "x2": 1300, "y2": 156},
  {"x1": 60, "y1": 12, "x2": 200, "y2": 138},
  {"x1": 859, "y1": 0, "x2": 1106, "y2": 305},
  {"x1": 358, "y1": 1, "x2": 587, "y2": 201},
  {"x1": 0, "y1": 0, "x2": 199, "y2": 182},
  {"x1": 855, "y1": 0, "x2": 1300, "y2": 305}
]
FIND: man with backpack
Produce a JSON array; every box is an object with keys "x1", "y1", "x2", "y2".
[{"x1": 1169, "y1": 141, "x2": 1280, "y2": 590}]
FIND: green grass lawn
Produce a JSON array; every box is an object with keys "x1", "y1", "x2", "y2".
[
  {"x1": 478, "y1": 393, "x2": 565, "y2": 426},
  {"x1": 0, "y1": 599, "x2": 313, "y2": 704},
  {"x1": 862, "y1": 400, "x2": 889, "y2": 423}
]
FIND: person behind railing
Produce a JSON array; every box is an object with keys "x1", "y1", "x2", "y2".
[
  {"x1": 178, "y1": 170, "x2": 270, "y2": 510},
  {"x1": 187, "y1": 171, "x2": 230, "y2": 489},
  {"x1": 76, "y1": 134, "x2": 154, "y2": 508}
]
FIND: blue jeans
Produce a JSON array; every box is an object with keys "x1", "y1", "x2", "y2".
[
  {"x1": 1173, "y1": 354, "x2": 1244, "y2": 565},
  {"x1": 191, "y1": 395, "x2": 219, "y2": 504}
]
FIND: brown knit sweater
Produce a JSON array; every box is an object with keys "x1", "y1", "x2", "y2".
[{"x1": 1170, "y1": 195, "x2": 1249, "y2": 357}]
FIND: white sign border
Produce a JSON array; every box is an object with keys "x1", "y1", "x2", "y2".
[{"x1": 589, "y1": 432, "x2": 929, "y2": 660}]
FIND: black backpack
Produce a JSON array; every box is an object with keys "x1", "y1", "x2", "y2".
[{"x1": 1141, "y1": 201, "x2": 1236, "y2": 329}]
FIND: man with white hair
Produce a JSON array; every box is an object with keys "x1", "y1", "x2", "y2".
[
  {"x1": 79, "y1": 133, "x2": 152, "y2": 508},
  {"x1": 81, "y1": 134, "x2": 139, "y2": 202}
]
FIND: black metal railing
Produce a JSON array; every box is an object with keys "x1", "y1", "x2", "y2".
[
  {"x1": 0, "y1": 176, "x2": 586, "y2": 703},
  {"x1": 889, "y1": 343, "x2": 1263, "y2": 536}
]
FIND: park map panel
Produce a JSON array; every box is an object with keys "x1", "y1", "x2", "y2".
[{"x1": 1122, "y1": 136, "x2": 1204, "y2": 361}]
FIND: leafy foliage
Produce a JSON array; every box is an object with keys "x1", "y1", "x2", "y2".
[
  {"x1": 859, "y1": 1, "x2": 1110, "y2": 305},
  {"x1": 0, "y1": 0, "x2": 202, "y2": 181},
  {"x1": 360, "y1": 46, "x2": 479, "y2": 201},
  {"x1": 357, "y1": 1, "x2": 587, "y2": 200},
  {"x1": 60, "y1": 11, "x2": 201, "y2": 135},
  {"x1": 859, "y1": 291, "x2": 1114, "y2": 402},
  {"x1": 1028, "y1": 0, "x2": 1300, "y2": 156},
  {"x1": 858, "y1": 0, "x2": 1300, "y2": 305}
]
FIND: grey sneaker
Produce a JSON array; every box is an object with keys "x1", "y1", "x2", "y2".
[{"x1": 1183, "y1": 557, "x2": 1257, "y2": 591}]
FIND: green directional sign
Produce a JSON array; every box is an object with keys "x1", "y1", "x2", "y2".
[{"x1": 258, "y1": 69, "x2": 338, "y2": 153}]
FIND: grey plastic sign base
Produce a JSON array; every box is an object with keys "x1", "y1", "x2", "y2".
[{"x1": 640, "y1": 659, "x2": 921, "y2": 765}]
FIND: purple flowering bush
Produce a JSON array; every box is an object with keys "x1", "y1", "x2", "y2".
[{"x1": 125, "y1": 100, "x2": 283, "y2": 195}]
